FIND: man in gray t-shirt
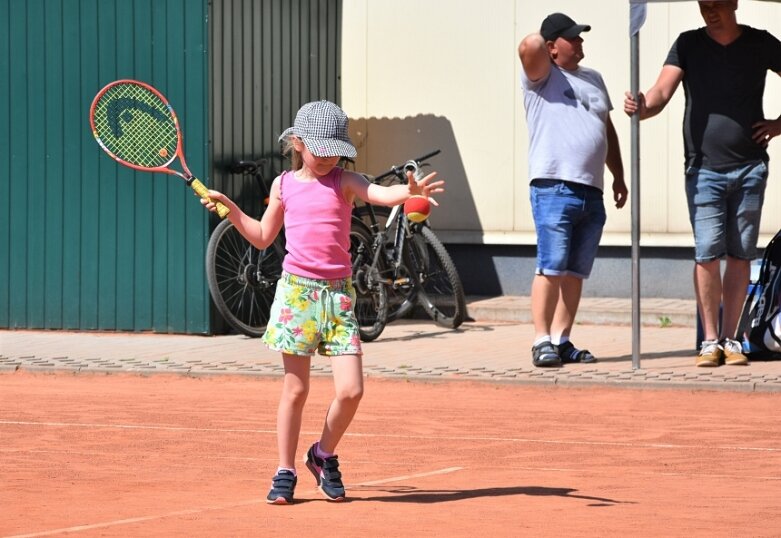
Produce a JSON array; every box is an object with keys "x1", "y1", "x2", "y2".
[{"x1": 518, "y1": 12, "x2": 628, "y2": 368}]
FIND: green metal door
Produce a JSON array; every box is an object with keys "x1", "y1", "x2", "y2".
[
  {"x1": 0, "y1": 0, "x2": 343, "y2": 334},
  {"x1": 0, "y1": 0, "x2": 212, "y2": 333}
]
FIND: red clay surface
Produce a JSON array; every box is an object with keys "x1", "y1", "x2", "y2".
[{"x1": 2, "y1": 371, "x2": 781, "y2": 537}]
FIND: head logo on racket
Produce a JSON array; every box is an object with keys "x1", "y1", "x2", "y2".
[{"x1": 89, "y1": 79, "x2": 229, "y2": 218}]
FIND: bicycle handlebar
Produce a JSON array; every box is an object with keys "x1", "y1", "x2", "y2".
[
  {"x1": 226, "y1": 153, "x2": 287, "y2": 176},
  {"x1": 373, "y1": 149, "x2": 441, "y2": 183},
  {"x1": 230, "y1": 159, "x2": 265, "y2": 175}
]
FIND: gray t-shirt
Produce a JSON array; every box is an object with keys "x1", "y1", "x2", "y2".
[{"x1": 521, "y1": 64, "x2": 612, "y2": 191}]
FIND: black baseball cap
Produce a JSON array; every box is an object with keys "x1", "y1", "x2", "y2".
[{"x1": 540, "y1": 12, "x2": 591, "y2": 42}]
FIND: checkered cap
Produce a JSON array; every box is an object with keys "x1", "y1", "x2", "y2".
[{"x1": 279, "y1": 100, "x2": 357, "y2": 158}]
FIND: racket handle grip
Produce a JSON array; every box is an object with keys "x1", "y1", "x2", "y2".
[{"x1": 190, "y1": 178, "x2": 230, "y2": 219}]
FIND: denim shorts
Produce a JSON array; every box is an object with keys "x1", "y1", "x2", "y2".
[
  {"x1": 685, "y1": 161, "x2": 768, "y2": 263},
  {"x1": 262, "y1": 272, "x2": 362, "y2": 356},
  {"x1": 530, "y1": 179, "x2": 606, "y2": 279}
]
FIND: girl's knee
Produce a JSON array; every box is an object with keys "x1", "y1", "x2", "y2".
[
  {"x1": 336, "y1": 383, "x2": 364, "y2": 404},
  {"x1": 282, "y1": 384, "x2": 309, "y2": 406}
]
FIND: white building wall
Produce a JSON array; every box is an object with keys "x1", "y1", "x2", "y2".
[{"x1": 341, "y1": 0, "x2": 781, "y2": 247}]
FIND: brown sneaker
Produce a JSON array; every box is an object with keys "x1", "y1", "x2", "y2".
[
  {"x1": 696, "y1": 339, "x2": 722, "y2": 367},
  {"x1": 722, "y1": 338, "x2": 749, "y2": 366}
]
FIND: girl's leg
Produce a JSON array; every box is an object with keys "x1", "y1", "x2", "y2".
[
  {"x1": 318, "y1": 354, "x2": 364, "y2": 454},
  {"x1": 277, "y1": 353, "x2": 311, "y2": 469}
]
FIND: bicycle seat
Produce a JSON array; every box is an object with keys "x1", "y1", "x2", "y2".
[{"x1": 230, "y1": 160, "x2": 263, "y2": 175}]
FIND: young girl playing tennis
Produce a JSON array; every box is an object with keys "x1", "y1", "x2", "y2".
[{"x1": 201, "y1": 100, "x2": 444, "y2": 504}]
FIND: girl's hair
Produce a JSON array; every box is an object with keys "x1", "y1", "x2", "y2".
[{"x1": 281, "y1": 137, "x2": 303, "y2": 171}]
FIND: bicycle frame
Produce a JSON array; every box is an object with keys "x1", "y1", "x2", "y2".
[
  {"x1": 352, "y1": 150, "x2": 442, "y2": 318},
  {"x1": 361, "y1": 202, "x2": 413, "y2": 290}
]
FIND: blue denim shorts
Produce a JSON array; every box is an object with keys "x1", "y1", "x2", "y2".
[
  {"x1": 685, "y1": 161, "x2": 768, "y2": 263},
  {"x1": 530, "y1": 179, "x2": 606, "y2": 279}
]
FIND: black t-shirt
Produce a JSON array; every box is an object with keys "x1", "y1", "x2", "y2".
[{"x1": 665, "y1": 26, "x2": 781, "y2": 170}]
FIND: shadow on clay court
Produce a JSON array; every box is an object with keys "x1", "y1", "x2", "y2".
[
  {"x1": 350, "y1": 485, "x2": 634, "y2": 506},
  {"x1": 597, "y1": 349, "x2": 694, "y2": 363},
  {"x1": 365, "y1": 323, "x2": 495, "y2": 344}
]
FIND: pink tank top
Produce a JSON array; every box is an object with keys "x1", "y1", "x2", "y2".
[{"x1": 280, "y1": 167, "x2": 353, "y2": 279}]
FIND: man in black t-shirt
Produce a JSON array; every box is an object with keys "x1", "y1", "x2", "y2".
[{"x1": 624, "y1": 0, "x2": 781, "y2": 368}]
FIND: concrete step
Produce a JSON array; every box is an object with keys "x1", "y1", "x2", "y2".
[{"x1": 465, "y1": 296, "x2": 698, "y2": 327}]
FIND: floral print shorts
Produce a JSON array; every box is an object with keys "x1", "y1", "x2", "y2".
[{"x1": 262, "y1": 272, "x2": 363, "y2": 356}]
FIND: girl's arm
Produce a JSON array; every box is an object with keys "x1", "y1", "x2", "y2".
[
  {"x1": 202, "y1": 177, "x2": 284, "y2": 249},
  {"x1": 342, "y1": 170, "x2": 445, "y2": 207}
]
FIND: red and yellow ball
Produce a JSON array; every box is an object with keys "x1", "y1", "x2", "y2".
[{"x1": 404, "y1": 195, "x2": 430, "y2": 223}]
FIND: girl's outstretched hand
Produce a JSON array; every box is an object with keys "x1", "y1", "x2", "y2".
[{"x1": 407, "y1": 170, "x2": 445, "y2": 206}]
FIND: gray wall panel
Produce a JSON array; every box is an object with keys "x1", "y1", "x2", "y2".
[{"x1": 210, "y1": 0, "x2": 342, "y2": 218}]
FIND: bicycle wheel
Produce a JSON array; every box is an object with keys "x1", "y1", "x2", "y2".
[
  {"x1": 404, "y1": 224, "x2": 466, "y2": 329},
  {"x1": 349, "y1": 217, "x2": 388, "y2": 342},
  {"x1": 206, "y1": 218, "x2": 285, "y2": 337},
  {"x1": 352, "y1": 205, "x2": 417, "y2": 322}
]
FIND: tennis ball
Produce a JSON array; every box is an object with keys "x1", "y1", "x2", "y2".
[
  {"x1": 159, "y1": 148, "x2": 169, "y2": 158},
  {"x1": 404, "y1": 195, "x2": 430, "y2": 223}
]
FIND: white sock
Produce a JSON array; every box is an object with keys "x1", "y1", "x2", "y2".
[{"x1": 533, "y1": 335, "x2": 551, "y2": 347}]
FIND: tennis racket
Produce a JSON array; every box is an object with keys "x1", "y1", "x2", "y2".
[{"x1": 89, "y1": 79, "x2": 230, "y2": 218}]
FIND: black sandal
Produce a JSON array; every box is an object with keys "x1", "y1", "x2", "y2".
[
  {"x1": 556, "y1": 341, "x2": 597, "y2": 364},
  {"x1": 532, "y1": 341, "x2": 561, "y2": 367}
]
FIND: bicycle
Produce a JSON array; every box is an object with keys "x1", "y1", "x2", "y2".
[
  {"x1": 205, "y1": 157, "x2": 286, "y2": 338},
  {"x1": 350, "y1": 150, "x2": 466, "y2": 341}
]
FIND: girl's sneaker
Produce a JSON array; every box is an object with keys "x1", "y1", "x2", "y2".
[
  {"x1": 305, "y1": 443, "x2": 346, "y2": 501},
  {"x1": 266, "y1": 469, "x2": 297, "y2": 505}
]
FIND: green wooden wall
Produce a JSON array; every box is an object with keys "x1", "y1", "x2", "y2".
[
  {"x1": 0, "y1": 0, "x2": 212, "y2": 333},
  {"x1": 0, "y1": 0, "x2": 342, "y2": 334}
]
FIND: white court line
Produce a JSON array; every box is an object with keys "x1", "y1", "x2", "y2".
[
  {"x1": 1, "y1": 467, "x2": 461, "y2": 538},
  {"x1": 356, "y1": 466, "x2": 463, "y2": 486},
  {"x1": 0, "y1": 448, "x2": 273, "y2": 463},
  {"x1": 2, "y1": 419, "x2": 780, "y2": 453},
  {"x1": 2, "y1": 499, "x2": 262, "y2": 538},
  {"x1": 0, "y1": 420, "x2": 273, "y2": 434},
  {"x1": 515, "y1": 466, "x2": 781, "y2": 482}
]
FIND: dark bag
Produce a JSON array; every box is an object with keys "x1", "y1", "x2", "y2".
[{"x1": 737, "y1": 229, "x2": 781, "y2": 358}]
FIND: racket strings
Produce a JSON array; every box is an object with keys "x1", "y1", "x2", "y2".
[{"x1": 93, "y1": 84, "x2": 178, "y2": 169}]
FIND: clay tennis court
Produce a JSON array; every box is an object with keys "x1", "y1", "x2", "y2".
[{"x1": 2, "y1": 369, "x2": 780, "y2": 537}]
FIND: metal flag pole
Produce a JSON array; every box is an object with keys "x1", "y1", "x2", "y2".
[{"x1": 630, "y1": 11, "x2": 642, "y2": 369}]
